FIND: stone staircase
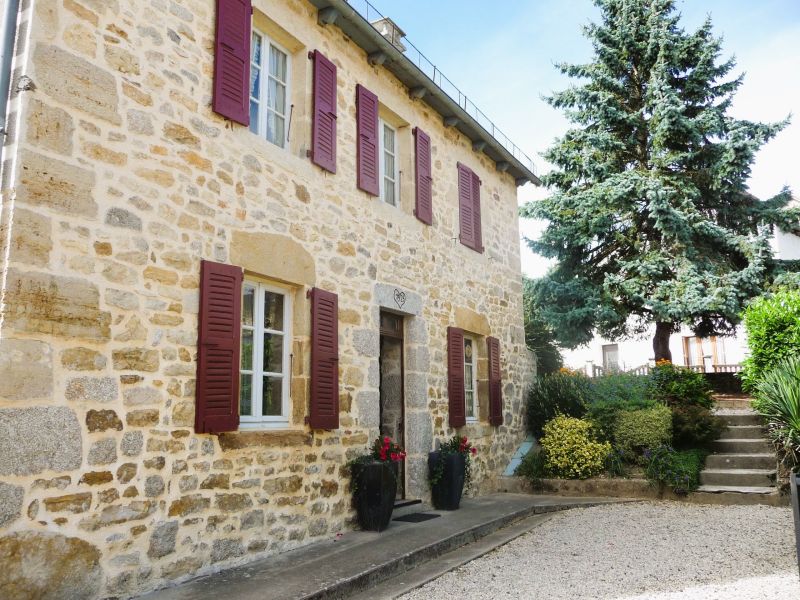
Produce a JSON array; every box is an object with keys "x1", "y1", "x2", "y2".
[{"x1": 698, "y1": 411, "x2": 777, "y2": 499}]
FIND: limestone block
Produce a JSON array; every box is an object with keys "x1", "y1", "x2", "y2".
[
  {"x1": 43, "y1": 492, "x2": 92, "y2": 513},
  {"x1": 0, "y1": 483, "x2": 24, "y2": 527},
  {"x1": 167, "y1": 494, "x2": 210, "y2": 517},
  {"x1": 65, "y1": 376, "x2": 118, "y2": 402},
  {"x1": 105, "y1": 207, "x2": 142, "y2": 230},
  {"x1": 34, "y1": 43, "x2": 120, "y2": 124},
  {"x1": 0, "y1": 407, "x2": 82, "y2": 476},
  {"x1": 17, "y1": 150, "x2": 97, "y2": 217},
  {"x1": 0, "y1": 338, "x2": 52, "y2": 401},
  {"x1": 78, "y1": 501, "x2": 155, "y2": 530},
  {"x1": 230, "y1": 231, "x2": 315, "y2": 286},
  {"x1": 25, "y1": 98, "x2": 74, "y2": 155},
  {"x1": 113, "y1": 349, "x2": 159, "y2": 372},
  {"x1": 8, "y1": 208, "x2": 52, "y2": 267},
  {"x1": 61, "y1": 347, "x2": 106, "y2": 371},
  {"x1": 86, "y1": 409, "x2": 123, "y2": 432},
  {"x1": 148, "y1": 521, "x2": 178, "y2": 558},
  {"x1": 3, "y1": 269, "x2": 110, "y2": 340},
  {"x1": 0, "y1": 532, "x2": 102, "y2": 599}
]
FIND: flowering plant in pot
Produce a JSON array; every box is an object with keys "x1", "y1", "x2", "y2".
[
  {"x1": 348, "y1": 437, "x2": 406, "y2": 531},
  {"x1": 428, "y1": 435, "x2": 477, "y2": 510}
]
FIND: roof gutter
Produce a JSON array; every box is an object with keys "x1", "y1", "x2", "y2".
[
  {"x1": 0, "y1": 0, "x2": 20, "y2": 139},
  {"x1": 309, "y1": 0, "x2": 541, "y2": 186}
]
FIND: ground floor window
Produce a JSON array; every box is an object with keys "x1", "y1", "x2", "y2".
[
  {"x1": 464, "y1": 336, "x2": 478, "y2": 420},
  {"x1": 240, "y1": 280, "x2": 292, "y2": 427}
]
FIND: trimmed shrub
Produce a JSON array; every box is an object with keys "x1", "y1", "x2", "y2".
[
  {"x1": 650, "y1": 362, "x2": 713, "y2": 408},
  {"x1": 539, "y1": 415, "x2": 611, "y2": 479},
  {"x1": 741, "y1": 290, "x2": 800, "y2": 391},
  {"x1": 671, "y1": 405, "x2": 726, "y2": 450},
  {"x1": 585, "y1": 395, "x2": 659, "y2": 442},
  {"x1": 526, "y1": 372, "x2": 590, "y2": 436},
  {"x1": 515, "y1": 447, "x2": 546, "y2": 482},
  {"x1": 752, "y1": 355, "x2": 800, "y2": 470},
  {"x1": 613, "y1": 405, "x2": 673, "y2": 462},
  {"x1": 645, "y1": 445, "x2": 707, "y2": 495}
]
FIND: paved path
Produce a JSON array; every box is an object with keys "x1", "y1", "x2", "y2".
[{"x1": 399, "y1": 501, "x2": 799, "y2": 600}]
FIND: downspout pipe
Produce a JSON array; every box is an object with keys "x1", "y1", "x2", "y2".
[{"x1": 0, "y1": 0, "x2": 21, "y2": 138}]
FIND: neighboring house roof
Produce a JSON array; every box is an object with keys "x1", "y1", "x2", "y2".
[{"x1": 308, "y1": 0, "x2": 541, "y2": 186}]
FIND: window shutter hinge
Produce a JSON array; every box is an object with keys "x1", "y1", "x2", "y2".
[
  {"x1": 308, "y1": 51, "x2": 315, "y2": 60},
  {"x1": 304, "y1": 415, "x2": 310, "y2": 424}
]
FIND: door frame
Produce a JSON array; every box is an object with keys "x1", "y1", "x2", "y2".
[{"x1": 379, "y1": 310, "x2": 405, "y2": 498}]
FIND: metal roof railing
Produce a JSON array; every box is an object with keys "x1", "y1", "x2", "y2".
[{"x1": 345, "y1": 0, "x2": 537, "y2": 177}]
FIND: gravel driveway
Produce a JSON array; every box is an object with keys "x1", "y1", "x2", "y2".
[{"x1": 399, "y1": 501, "x2": 799, "y2": 600}]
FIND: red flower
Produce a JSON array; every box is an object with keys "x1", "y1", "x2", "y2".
[
  {"x1": 384, "y1": 437, "x2": 390, "y2": 444},
  {"x1": 471, "y1": 447, "x2": 477, "y2": 455},
  {"x1": 390, "y1": 453, "x2": 398, "y2": 461}
]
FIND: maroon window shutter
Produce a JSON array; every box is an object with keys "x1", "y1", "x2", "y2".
[
  {"x1": 487, "y1": 336, "x2": 503, "y2": 426},
  {"x1": 311, "y1": 50, "x2": 337, "y2": 173},
  {"x1": 212, "y1": 0, "x2": 251, "y2": 126},
  {"x1": 356, "y1": 84, "x2": 380, "y2": 196},
  {"x1": 447, "y1": 327, "x2": 466, "y2": 428},
  {"x1": 413, "y1": 127, "x2": 433, "y2": 225},
  {"x1": 472, "y1": 171, "x2": 484, "y2": 253},
  {"x1": 457, "y1": 163, "x2": 475, "y2": 249},
  {"x1": 309, "y1": 288, "x2": 339, "y2": 429},
  {"x1": 196, "y1": 260, "x2": 243, "y2": 433}
]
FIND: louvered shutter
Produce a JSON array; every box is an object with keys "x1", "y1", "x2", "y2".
[
  {"x1": 196, "y1": 260, "x2": 243, "y2": 433},
  {"x1": 309, "y1": 288, "x2": 339, "y2": 429},
  {"x1": 212, "y1": 0, "x2": 251, "y2": 126},
  {"x1": 457, "y1": 163, "x2": 475, "y2": 249},
  {"x1": 487, "y1": 336, "x2": 503, "y2": 426},
  {"x1": 447, "y1": 327, "x2": 466, "y2": 428},
  {"x1": 356, "y1": 84, "x2": 380, "y2": 196},
  {"x1": 311, "y1": 50, "x2": 337, "y2": 173},
  {"x1": 413, "y1": 127, "x2": 433, "y2": 225},
  {"x1": 471, "y1": 171, "x2": 483, "y2": 253}
]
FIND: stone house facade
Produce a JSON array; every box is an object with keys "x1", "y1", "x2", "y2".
[{"x1": 0, "y1": 0, "x2": 537, "y2": 597}]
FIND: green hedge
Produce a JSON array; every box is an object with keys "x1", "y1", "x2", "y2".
[
  {"x1": 613, "y1": 405, "x2": 673, "y2": 462},
  {"x1": 526, "y1": 372, "x2": 589, "y2": 436},
  {"x1": 742, "y1": 290, "x2": 800, "y2": 390}
]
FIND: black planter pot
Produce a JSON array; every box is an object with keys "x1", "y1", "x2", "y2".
[
  {"x1": 353, "y1": 461, "x2": 397, "y2": 531},
  {"x1": 428, "y1": 451, "x2": 466, "y2": 510},
  {"x1": 791, "y1": 471, "x2": 800, "y2": 576}
]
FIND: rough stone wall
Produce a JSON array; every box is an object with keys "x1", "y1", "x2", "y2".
[{"x1": 0, "y1": 0, "x2": 535, "y2": 597}]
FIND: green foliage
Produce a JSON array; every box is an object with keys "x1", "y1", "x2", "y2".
[
  {"x1": 604, "y1": 448, "x2": 629, "y2": 478},
  {"x1": 515, "y1": 447, "x2": 546, "y2": 482},
  {"x1": 645, "y1": 445, "x2": 707, "y2": 495},
  {"x1": 526, "y1": 372, "x2": 590, "y2": 436},
  {"x1": 671, "y1": 405, "x2": 726, "y2": 450},
  {"x1": 523, "y1": 277, "x2": 563, "y2": 374},
  {"x1": 752, "y1": 356, "x2": 800, "y2": 471},
  {"x1": 584, "y1": 373, "x2": 657, "y2": 440},
  {"x1": 520, "y1": 0, "x2": 797, "y2": 351},
  {"x1": 613, "y1": 405, "x2": 673, "y2": 462},
  {"x1": 650, "y1": 362, "x2": 713, "y2": 408},
  {"x1": 741, "y1": 290, "x2": 800, "y2": 391},
  {"x1": 429, "y1": 435, "x2": 477, "y2": 489},
  {"x1": 540, "y1": 416, "x2": 611, "y2": 479}
]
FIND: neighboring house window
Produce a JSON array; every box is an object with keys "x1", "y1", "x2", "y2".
[
  {"x1": 380, "y1": 120, "x2": 398, "y2": 206},
  {"x1": 602, "y1": 343, "x2": 619, "y2": 372},
  {"x1": 464, "y1": 336, "x2": 478, "y2": 420},
  {"x1": 240, "y1": 281, "x2": 292, "y2": 427},
  {"x1": 249, "y1": 29, "x2": 290, "y2": 148}
]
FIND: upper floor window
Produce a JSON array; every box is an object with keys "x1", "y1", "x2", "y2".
[
  {"x1": 464, "y1": 336, "x2": 478, "y2": 421},
  {"x1": 240, "y1": 281, "x2": 292, "y2": 427},
  {"x1": 380, "y1": 120, "x2": 398, "y2": 206},
  {"x1": 250, "y1": 30, "x2": 290, "y2": 148}
]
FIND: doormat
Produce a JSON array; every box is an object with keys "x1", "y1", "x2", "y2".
[{"x1": 393, "y1": 512, "x2": 441, "y2": 523}]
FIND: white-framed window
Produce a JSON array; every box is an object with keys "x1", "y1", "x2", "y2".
[
  {"x1": 379, "y1": 119, "x2": 398, "y2": 206},
  {"x1": 249, "y1": 29, "x2": 290, "y2": 148},
  {"x1": 240, "y1": 281, "x2": 292, "y2": 428},
  {"x1": 464, "y1": 336, "x2": 478, "y2": 421}
]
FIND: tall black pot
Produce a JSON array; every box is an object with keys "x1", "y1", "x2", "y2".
[
  {"x1": 428, "y1": 451, "x2": 466, "y2": 510},
  {"x1": 791, "y1": 471, "x2": 800, "y2": 576},
  {"x1": 353, "y1": 461, "x2": 397, "y2": 531}
]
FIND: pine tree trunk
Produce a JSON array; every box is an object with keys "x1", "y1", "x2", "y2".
[{"x1": 653, "y1": 322, "x2": 673, "y2": 362}]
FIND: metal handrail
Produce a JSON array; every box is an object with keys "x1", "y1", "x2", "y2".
[{"x1": 345, "y1": 0, "x2": 536, "y2": 176}]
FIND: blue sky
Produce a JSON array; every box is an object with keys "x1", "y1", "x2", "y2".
[{"x1": 367, "y1": 0, "x2": 800, "y2": 276}]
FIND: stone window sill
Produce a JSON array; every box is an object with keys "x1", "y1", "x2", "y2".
[{"x1": 217, "y1": 429, "x2": 312, "y2": 450}]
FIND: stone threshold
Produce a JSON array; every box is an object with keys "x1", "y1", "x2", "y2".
[{"x1": 139, "y1": 493, "x2": 620, "y2": 600}]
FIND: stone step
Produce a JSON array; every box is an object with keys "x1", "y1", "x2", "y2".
[
  {"x1": 700, "y1": 468, "x2": 776, "y2": 487},
  {"x1": 696, "y1": 484, "x2": 776, "y2": 495},
  {"x1": 712, "y1": 438, "x2": 773, "y2": 454},
  {"x1": 705, "y1": 453, "x2": 776, "y2": 470},
  {"x1": 715, "y1": 412, "x2": 761, "y2": 426},
  {"x1": 719, "y1": 425, "x2": 765, "y2": 440}
]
